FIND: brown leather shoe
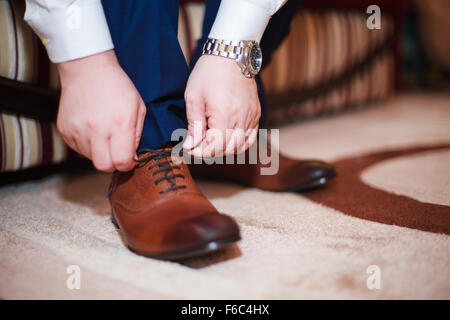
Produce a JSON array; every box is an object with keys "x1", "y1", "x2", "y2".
[
  {"x1": 188, "y1": 138, "x2": 336, "y2": 192},
  {"x1": 108, "y1": 146, "x2": 241, "y2": 261}
]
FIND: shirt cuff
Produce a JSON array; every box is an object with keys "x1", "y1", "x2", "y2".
[
  {"x1": 208, "y1": 0, "x2": 272, "y2": 43},
  {"x1": 25, "y1": 0, "x2": 114, "y2": 63}
]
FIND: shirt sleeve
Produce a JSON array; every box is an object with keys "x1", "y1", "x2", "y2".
[
  {"x1": 24, "y1": 0, "x2": 114, "y2": 63},
  {"x1": 208, "y1": 0, "x2": 288, "y2": 42}
]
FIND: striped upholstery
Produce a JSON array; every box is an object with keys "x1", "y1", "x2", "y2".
[
  {"x1": 261, "y1": 11, "x2": 394, "y2": 125},
  {"x1": 0, "y1": 0, "x2": 395, "y2": 174},
  {"x1": 0, "y1": 0, "x2": 59, "y2": 88},
  {"x1": 0, "y1": 113, "x2": 71, "y2": 172},
  {"x1": 0, "y1": 0, "x2": 67, "y2": 174}
]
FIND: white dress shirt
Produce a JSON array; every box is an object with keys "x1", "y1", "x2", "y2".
[
  {"x1": 209, "y1": 0, "x2": 287, "y2": 42},
  {"x1": 24, "y1": 0, "x2": 288, "y2": 63}
]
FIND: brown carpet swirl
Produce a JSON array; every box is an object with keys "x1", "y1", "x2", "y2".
[{"x1": 305, "y1": 144, "x2": 450, "y2": 235}]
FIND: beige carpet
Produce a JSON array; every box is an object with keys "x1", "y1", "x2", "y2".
[{"x1": 1, "y1": 93, "x2": 449, "y2": 299}]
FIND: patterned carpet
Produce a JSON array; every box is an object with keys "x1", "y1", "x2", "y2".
[{"x1": 0, "y1": 93, "x2": 449, "y2": 299}]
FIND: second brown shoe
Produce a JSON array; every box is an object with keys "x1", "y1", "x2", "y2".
[
  {"x1": 188, "y1": 136, "x2": 336, "y2": 192},
  {"x1": 108, "y1": 145, "x2": 240, "y2": 261}
]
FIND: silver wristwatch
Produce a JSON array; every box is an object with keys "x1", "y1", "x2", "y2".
[{"x1": 201, "y1": 38, "x2": 263, "y2": 78}]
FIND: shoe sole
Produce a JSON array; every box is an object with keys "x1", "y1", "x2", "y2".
[{"x1": 111, "y1": 216, "x2": 240, "y2": 261}]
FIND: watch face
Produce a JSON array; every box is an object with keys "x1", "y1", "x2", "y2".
[{"x1": 248, "y1": 43, "x2": 262, "y2": 74}]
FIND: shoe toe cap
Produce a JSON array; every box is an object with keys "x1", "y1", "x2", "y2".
[
  {"x1": 164, "y1": 213, "x2": 241, "y2": 250},
  {"x1": 304, "y1": 160, "x2": 337, "y2": 180}
]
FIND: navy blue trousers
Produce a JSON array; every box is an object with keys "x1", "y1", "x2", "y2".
[{"x1": 102, "y1": 0, "x2": 301, "y2": 149}]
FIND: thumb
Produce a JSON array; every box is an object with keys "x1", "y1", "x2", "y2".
[
  {"x1": 135, "y1": 102, "x2": 146, "y2": 151},
  {"x1": 184, "y1": 94, "x2": 206, "y2": 149}
]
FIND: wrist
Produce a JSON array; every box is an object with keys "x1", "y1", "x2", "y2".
[{"x1": 57, "y1": 50, "x2": 118, "y2": 83}]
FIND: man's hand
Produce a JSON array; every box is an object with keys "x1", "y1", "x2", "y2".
[
  {"x1": 57, "y1": 50, "x2": 146, "y2": 172},
  {"x1": 183, "y1": 55, "x2": 260, "y2": 157}
]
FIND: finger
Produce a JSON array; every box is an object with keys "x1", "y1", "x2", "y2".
[
  {"x1": 225, "y1": 127, "x2": 246, "y2": 155},
  {"x1": 72, "y1": 134, "x2": 92, "y2": 160},
  {"x1": 239, "y1": 126, "x2": 258, "y2": 154},
  {"x1": 203, "y1": 116, "x2": 233, "y2": 157},
  {"x1": 135, "y1": 102, "x2": 146, "y2": 151},
  {"x1": 109, "y1": 127, "x2": 136, "y2": 172},
  {"x1": 189, "y1": 138, "x2": 212, "y2": 159},
  {"x1": 205, "y1": 127, "x2": 228, "y2": 158},
  {"x1": 252, "y1": 112, "x2": 261, "y2": 129},
  {"x1": 184, "y1": 94, "x2": 206, "y2": 150},
  {"x1": 90, "y1": 135, "x2": 114, "y2": 172},
  {"x1": 188, "y1": 130, "x2": 216, "y2": 158},
  {"x1": 61, "y1": 134, "x2": 79, "y2": 155}
]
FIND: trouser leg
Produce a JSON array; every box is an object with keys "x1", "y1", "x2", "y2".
[{"x1": 102, "y1": 0, "x2": 188, "y2": 149}]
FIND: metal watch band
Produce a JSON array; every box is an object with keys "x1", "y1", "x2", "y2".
[{"x1": 201, "y1": 38, "x2": 246, "y2": 61}]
